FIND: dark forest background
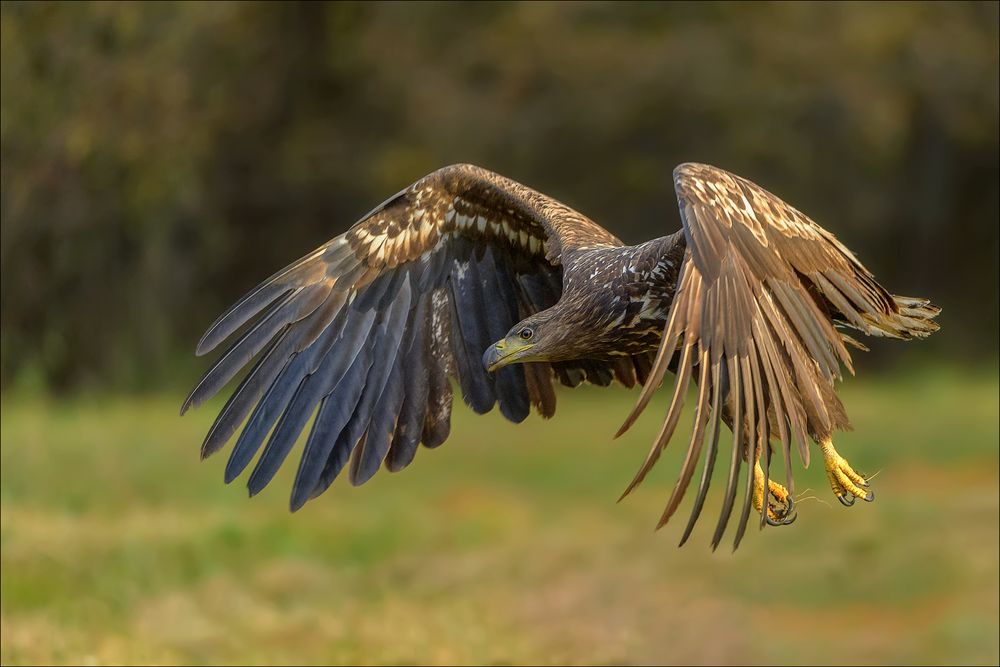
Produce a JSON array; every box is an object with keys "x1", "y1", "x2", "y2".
[{"x1": 2, "y1": 1, "x2": 998, "y2": 393}]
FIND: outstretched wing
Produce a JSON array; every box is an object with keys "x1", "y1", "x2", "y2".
[
  {"x1": 182, "y1": 163, "x2": 626, "y2": 511},
  {"x1": 619, "y1": 162, "x2": 940, "y2": 550}
]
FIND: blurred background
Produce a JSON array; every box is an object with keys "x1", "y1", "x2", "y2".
[{"x1": 1, "y1": 2, "x2": 997, "y2": 665}]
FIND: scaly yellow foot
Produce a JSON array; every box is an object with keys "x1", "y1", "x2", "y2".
[
  {"x1": 752, "y1": 461, "x2": 796, "y2": 526},
  {"x1": 819, "y1": 437, "x2": 874, "y2": 506}
]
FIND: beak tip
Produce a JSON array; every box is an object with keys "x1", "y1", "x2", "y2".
[{"x1": 482, "y1": 346, "x2": 499, "y2": 372}]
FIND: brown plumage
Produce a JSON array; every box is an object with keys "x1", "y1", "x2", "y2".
[{"x1": 182, "y1": 162, "x2": 939, "y2": 549}]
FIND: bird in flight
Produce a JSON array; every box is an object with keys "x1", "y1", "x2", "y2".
[{"x1": 182, "y1": 163, "x2": 939, "y2": 550}]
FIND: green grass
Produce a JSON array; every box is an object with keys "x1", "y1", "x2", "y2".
[{"x1": 2, "y1": 366, "x2": 998, "y2": 665}]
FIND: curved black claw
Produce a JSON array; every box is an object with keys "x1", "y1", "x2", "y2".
[
  {"x1": 863, "y1": 489, "x2": 876, "y2": 503},
  {"x1": 764, "y1": 493, "x2": 796, "y2": 526},
  {"x1": 837, "y1": 493, "x2": 856, "y2": 507},
  {"x1": 765, "y1": 510, "x2": 797, "y2": 527}
]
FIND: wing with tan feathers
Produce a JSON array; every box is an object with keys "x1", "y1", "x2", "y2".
[
  {"x1": 182, "y1": 163, "x2": 627, "y2": 511},
  {"x1": 618, "y1": 162, "x2": 940, "y2": 550}
]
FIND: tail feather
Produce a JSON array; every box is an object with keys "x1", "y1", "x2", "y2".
[{"x1": 861, "y1": 296, "x2": 940, "y2": 340}]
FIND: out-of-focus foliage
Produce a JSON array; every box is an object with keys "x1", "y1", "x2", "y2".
[{"x1": 1, "y1": 1, "x2": 997, "y2": 391}]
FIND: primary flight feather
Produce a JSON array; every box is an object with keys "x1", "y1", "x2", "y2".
[{"x1": 183, "y1": 163, "x2": 940, "y2": 549}]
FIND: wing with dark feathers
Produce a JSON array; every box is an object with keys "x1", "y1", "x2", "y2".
[
  {"x1": 618, "y1": 162, "x2": 940, "y2": 550},
  {"x1": 183, "y1": 163, "x2": 627, "y2": 510}
]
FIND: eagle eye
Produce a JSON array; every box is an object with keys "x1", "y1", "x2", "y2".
[{"x1": 518, "y1": 327, "x2": 534, "y2": 341}]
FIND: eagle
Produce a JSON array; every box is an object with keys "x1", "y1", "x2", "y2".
[{"x1": 182, "y1": 163, "x2": 940, "y2": 550}]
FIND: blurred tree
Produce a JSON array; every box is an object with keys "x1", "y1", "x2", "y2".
[{"x1": 1, "y1": 1, "x2": 997, "y2": 392}]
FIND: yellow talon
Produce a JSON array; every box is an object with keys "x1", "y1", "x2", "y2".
[
  {"x1": 819, "y1": 437, "x2": 874, "y2": 506},
  {"x1": 753, "y1": 461, "x2": 795, "y2": 525}
]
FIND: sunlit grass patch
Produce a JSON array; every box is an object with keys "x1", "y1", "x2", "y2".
[{"x1": 1, "y1": 365, "x2": 997, "y2": 665}]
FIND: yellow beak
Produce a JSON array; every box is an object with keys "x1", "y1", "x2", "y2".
[{"x1": 482, "y1": 338, "x2": 535, "y2": 372}]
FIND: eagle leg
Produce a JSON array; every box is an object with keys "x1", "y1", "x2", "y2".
[
  {"x1": 819, "y1": 437, "x2": 874, "y2": 506},
  {"x1": 752, "y1": 460, "x2": 796, "y2": 526}
]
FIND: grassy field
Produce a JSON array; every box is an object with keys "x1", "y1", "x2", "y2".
[{"x1": 1, "y1": 366, "x2": 998, "y2": 665}]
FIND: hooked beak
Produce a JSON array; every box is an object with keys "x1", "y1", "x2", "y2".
[{"x1": 483, "y1": 338, "x2": 535, "y2": 372}]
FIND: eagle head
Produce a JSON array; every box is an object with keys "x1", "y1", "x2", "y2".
[{"x1": 482, "y1": 301, "x2": 602, "y2": 371}]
